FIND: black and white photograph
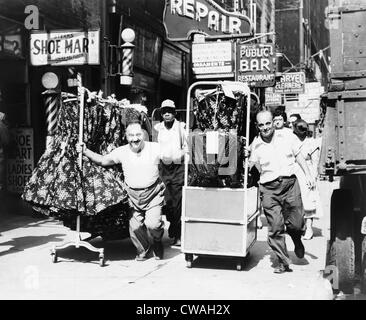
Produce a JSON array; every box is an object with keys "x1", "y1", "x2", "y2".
[{"x1": 0, "y1": 0, "x2": 365, "y2": 305}]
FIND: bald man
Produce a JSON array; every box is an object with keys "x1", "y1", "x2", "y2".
[
  {"x1": 247, "y1": 110, "x2": 315, "y2": 273},
  {"x1": 77, "y1": 121, "x2": 165, "y2": 261}
]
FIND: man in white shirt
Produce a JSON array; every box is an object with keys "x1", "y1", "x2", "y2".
[
  {"x1": 247, "y1": 110, "x2": 315, "y2": 273},
  {"x1": 77, "y1": 121, "x2": 165, "y2": 261},
  {"x1": 154, "y1": 99, "x2": 187, "y2": 246}
]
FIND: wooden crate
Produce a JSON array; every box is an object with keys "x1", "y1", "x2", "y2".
[
  {"x1": 328, "y1": 5, "x2": 366, "y2": 76},
  {"x1": 320, "y1": 89, "x2": 366, "y2": 175}
]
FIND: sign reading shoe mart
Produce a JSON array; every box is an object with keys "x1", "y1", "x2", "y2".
[
  {"x1": 163, "y1": 0, "x2": 254, "y2": 41},
  {"x1": 29, "y1": 29, "x2": 100, "y2": 66}
]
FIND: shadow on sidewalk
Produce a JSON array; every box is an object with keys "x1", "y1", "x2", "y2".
[{"x1": 0, "y1": 234, "x2": 66, "y2": 257}]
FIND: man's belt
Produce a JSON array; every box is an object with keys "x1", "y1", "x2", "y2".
[{"x1": 262, "y1": 175, "x2": 296, "y2": 186}]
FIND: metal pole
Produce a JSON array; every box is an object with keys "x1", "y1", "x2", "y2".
[
  {"x1": 77, "y1": 73, "x2": 84, "y2": 238},
  {"x1": 299, "y1": 0, "x2": 304, "y2": 68}
]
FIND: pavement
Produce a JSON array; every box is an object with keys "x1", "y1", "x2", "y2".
[{"x1": 0, "y1": 182, "x2": 337, "y2": 300}]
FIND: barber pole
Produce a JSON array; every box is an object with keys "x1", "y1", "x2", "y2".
[
  {"x1": 44, "y1": 92, "x2": 59, "y2": 135},
  {"x1": 41, "y1": 72, "x2": 60, "y2": 149},
  {"x1": 120, "y1": 28, "x2": 135, "y2": 85}
]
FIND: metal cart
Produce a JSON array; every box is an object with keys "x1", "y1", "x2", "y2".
[{"x1": 181, "y1": 81, "x2": 260, "y2": 271}]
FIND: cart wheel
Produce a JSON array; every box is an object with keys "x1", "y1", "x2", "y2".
[
  {"x1": 51, "y1": 252, "x2": 57, "y2": 263},
  {"x1": 185, "y1": 254, "x2": 193, "y2": 268},
  {"x1": 236, "y1": 261, "x2": 242, "y2": 271},
  {"x1": 99, "y1": 255, "x2": 105, "y2": 267}
]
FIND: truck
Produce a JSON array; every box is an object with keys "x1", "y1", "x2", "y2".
[{"x1": 320, "y1": 0, "x2": 366, "y2": 294}]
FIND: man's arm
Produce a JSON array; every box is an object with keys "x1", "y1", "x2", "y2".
[{"x1": 76, "y1": 143, "x2": 116, "y2": 167}]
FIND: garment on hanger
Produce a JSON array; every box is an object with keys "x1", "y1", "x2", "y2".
[
  {"x1": 22, "y1": 97, "x2": 129, "y2": 216},
  {"x1": 188, "y1": 87, "x2": 248, "y2": 188},
  {"x1": 22, "y1": 93, "x2": 151, "y2": 237}
]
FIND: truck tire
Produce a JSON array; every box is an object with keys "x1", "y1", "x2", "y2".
[
  {"x1": 361, "y1": 236, "x2": 366, "y2": 293},
  {"x1": 328, "y1": 189, "x2": 355, "y2": 294}
]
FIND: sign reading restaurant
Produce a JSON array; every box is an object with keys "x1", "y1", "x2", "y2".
[
  {"x1": 30, "y1": 29, "x2": 100, "y2": 66},
  {"x1": 275, "y1": 72, "x2": 306, "y2": 94},
  {"x1": 163, "y1": 0, "x2": 254, "y2": 41},
  {"x1": 236, "y1": 43, "x2": 276, "y2": 87}
]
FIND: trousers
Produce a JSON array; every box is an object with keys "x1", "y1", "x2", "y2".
[
  {"x1": 160, "y1": 162, "x2": 184, "y2": 239},
  {"x1": 260, "y1": 175, "x2": 305, "y2": 266},
  {"x1": 125, "y1": 179, "x2": 165, "y2": 255}
]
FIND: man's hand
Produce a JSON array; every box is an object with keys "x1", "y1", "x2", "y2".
[
  {"x1": 76, "y1": 143, "x2": 85, "y2": 154},
  {"x1": 305, "y1": 175, "x2": 316, "y2": 190},
  {"x1": 243, "y1": 146, "x2": 251, "y2": 158}
]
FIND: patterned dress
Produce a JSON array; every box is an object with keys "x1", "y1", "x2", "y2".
[
  {"x1": 22, "y1": 95, "x2": 150, "y2": 239},
  {"x1": 189, "y1": 87, "x2": 247, "y2": 188}
]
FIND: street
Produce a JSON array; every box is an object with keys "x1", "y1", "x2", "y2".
[{"x1": 0, "y1": 180, "x2": 336, "y2": 300}]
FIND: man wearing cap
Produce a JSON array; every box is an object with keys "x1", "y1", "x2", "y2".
[{"x1": 154, "y1": 99, "x2": 188, "y2": 247}]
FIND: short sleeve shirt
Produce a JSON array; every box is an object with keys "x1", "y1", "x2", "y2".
[
  {"x1": 249, "y1": 129, "x2": 302, "y2": 184},
  {"x1": 154, "y1": 119, "x2": 188, "y2": 163},
  {"x1": 109, "y1": 142, "x2": 160, "y2": 189}
]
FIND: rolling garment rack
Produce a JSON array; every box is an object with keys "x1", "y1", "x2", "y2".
[{"x1": 50, "y1": 74, "x2": 105, "y2": 267}]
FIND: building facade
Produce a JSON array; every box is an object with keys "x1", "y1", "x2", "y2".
[
  {"x1": 275, "y1": 0, "x2": 330, "y2": 128},
  {"x1": 0, "y1": 0, "x2": 192, "y2": 193}
]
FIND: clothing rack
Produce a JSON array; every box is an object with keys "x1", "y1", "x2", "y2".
[{"x1": 50, "y1": 74, "x2": 105, "y2": 267}]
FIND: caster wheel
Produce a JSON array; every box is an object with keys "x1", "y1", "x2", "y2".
[
  {"x1": 236, "y1": 262, "x2": 242, "y2": 271},
  {"x1": 99, "y1": 256, "x2": 105, "y2": 267},
  {"x1": 185, "y1": 254, "x2": 193, "y2": 268},
  {"x1": 51, "y1": 253, "x2": 57, "y2": 263}
]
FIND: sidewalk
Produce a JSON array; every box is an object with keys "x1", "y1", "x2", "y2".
[{"x1": 0, "y1": 190, "x2": 334, "y2": 300}]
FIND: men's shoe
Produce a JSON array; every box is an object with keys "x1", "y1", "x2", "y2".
[
  {"x1": 294, "y1": 238, "x2": 305, "y2": 259},
  {"x1": 171, "y1": 238, "x2": 181, "y2": 247},
  {"x1": 135, "y1": 253, "x2": 148, "y2": 261},
  {"x1": 135, "y1": 246, "x2": 151, "y2": 261},
  {"x1": 274, "y1": 263, "x2": 293, "y2": 274},
  {"x1": 153, "y1": 241, "x2": 164, "y2": 260}
]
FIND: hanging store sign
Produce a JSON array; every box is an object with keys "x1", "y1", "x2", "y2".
[
  {"x1": 192, "y1": 41, "x2": 233, "y2": 78},
  {"x1": 0, "y1": 34, "x2": 23, "y2": 58},
  {"x1": 163, "y1": 0, "x2": 253, "y2": 41},
  {"x1": 29, "y1": 29, "x2": 100, "y2": 66},
  {"x1": 274, "y1": 72, "x2": 306, "y2": 94},
  {"x1": 6, "y1": 128, "x2": 34, "y2": 193},
  {"x1": 236, "y1": 43, "x2": 276, "y2": 87},
  {"x1": 265, "y1": 87, "x2": 282, "y2": 107}
]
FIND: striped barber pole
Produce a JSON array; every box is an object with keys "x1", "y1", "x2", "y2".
[
  {"x1": 122, "y1": 46, "x2": 133, "y2": 76},
  {"x1": 45, "y1": 92, "x2": 59, "y2": 135}
]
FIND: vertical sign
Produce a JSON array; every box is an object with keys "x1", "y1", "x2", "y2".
[{"x1": 7, "y1": 128, "x2": 34, "y2": 193}]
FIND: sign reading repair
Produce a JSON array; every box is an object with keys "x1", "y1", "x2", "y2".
[
  {"x1": 6, "y1": 128, "x2": 34, "y2": 193},
  {"x1": 275, "y1": 72, "x2": 306, "y2": 94},
  {"x1": 30, "y1": 29, "x2": 100, "y2": 66},
  {"x1": 163, "y1": 0, "x2": 253, "y2": 41},
  {"x1": 236, "y1": 43, "x2": 276, "y2": 87}
]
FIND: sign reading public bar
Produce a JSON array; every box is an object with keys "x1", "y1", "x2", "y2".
[
  {"x1": 30, "y1": 29, "x2": 100, "y2": 66},
  {"x1": 274, "y1": 72, "x2": 306, "y2": 94},
  {"x1": 163, "y1": 0, "x2": 253, "y2": 41},
  {"x1": 192, "y1": 41, "x2": 233, "y2": 77},
  {"x1": 236, "y1": 43, "x2": 276, "y2": 87}
]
